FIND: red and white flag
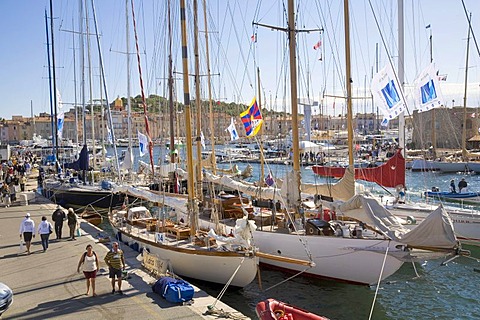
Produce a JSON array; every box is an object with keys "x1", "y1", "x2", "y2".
[{"x1": 313, "y1": 40, "x2": 321, "y2": 50}]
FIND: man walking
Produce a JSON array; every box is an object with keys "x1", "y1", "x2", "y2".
[
  {"x1": 51, "y1": 205, "x2": 66, "y2": 239},
  {"x1": 104, "y1": 242, "x2": 126, "y2": 294}
]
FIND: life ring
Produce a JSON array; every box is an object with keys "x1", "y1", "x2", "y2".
[{"x1": 274, "y1": 309, "x2": 285, "y2": 319}]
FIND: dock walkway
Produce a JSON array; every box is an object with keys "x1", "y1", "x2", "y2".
[{"x1": 0, "y1": 181, "x2": 250, "y2": 319}]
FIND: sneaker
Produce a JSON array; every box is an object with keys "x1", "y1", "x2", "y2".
[
  {"x1": 111, "y1": 289, "x2": 115, "y2": 294},
  {"x1": 118, "y1": 290, "x2": 123, "y2": 295}
]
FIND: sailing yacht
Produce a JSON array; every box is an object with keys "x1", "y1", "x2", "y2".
[
  {"x1": 108, "y1": 0, "x2": 259, "y2": 288},
  {"x1": 196, "y1": 0, "x2": 464, "y2": 285}
]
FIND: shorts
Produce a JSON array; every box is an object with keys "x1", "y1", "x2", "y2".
[
  {"x1": 23, "y1": 232, "x2": 33, "y2": 242},
  {"x1": 83, "y1": 270, "x2": 97, "y2": 279},
  {"x1": 109, "y1": 267, "x2": 122, "y2": 279}
]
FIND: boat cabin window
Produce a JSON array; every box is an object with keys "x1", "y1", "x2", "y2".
[{"x1": 127, "y1": 207, "x2": 152, "y2": 220}]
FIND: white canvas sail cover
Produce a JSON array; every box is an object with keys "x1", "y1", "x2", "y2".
[
  {"x1": 336, "y1": 195, "x2": 458, "y2": 249},
  {"x1": 300, "y1": 167, "x2": 355, "y2": 201},
  {"x1": 113, "y1": 185, "x2": 188, "y2": 215}
]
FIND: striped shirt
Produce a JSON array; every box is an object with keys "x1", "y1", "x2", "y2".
[{"x1": 104, "y1": 249, "x2": 124, "y2": 270}]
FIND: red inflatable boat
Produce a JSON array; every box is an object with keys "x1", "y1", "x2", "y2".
[{"x1": 256, "y1": 298, "x2": 329, "y2": 320}]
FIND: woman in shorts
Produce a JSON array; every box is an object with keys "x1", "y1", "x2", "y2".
[{"x1": 77, "y1": 244, "x2": 99, "y2": 296}]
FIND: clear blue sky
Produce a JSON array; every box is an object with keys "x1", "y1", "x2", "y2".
[{"x1": 1, "y1": 0, "x2": 480, "y2": 120}]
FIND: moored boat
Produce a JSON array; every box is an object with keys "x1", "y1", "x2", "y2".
[{"x1": 108, "y1": 188, "x2": 259, "y2": 287}]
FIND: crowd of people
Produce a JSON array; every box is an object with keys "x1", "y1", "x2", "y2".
[
  {"x1": 0, "y1": 153, "x2": 34, "y2": 207},
  {"x1": 18, "y1": 206, "x2": 126, "y2": 297}
]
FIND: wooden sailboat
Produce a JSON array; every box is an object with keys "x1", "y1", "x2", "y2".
[
  {"x1": 197, "y1": 0, "x2": 463, "y2": 285},
  {"x1": 108, "y1": 0, "x2": 258, "y2": 288}
]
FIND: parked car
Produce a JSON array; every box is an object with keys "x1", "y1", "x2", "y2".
[{"x1": 0, "y1": 282, "x2": 13, "y2": 316}]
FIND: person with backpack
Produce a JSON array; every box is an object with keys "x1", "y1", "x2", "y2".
[{"x1": 77, "y1": 244, "x2": 99, "y2": 296}]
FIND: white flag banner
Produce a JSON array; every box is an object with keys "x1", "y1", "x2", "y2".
[
  {"x1": 200, "y1": 131, "x2": 206, "y2": 149},
  {"x1": 138, "y1": 130, "x2": 148, "y2": 157},
  {"x1": 106, "y1": 125, "x2": 113, "y2": 145},
  {"x1": 414, "y1": 63, "x2": 444, "y2": 112},
  {"x1": 57, "y1": 112, "x2": 65, "y2": 140},
  {"x1": 225, "y1": 117, "x2": 239, "y2": 141},
  {"x1": 56, "y1": 89, "x2": 63, "y2": 109},
  {"x1": 371, "y1": 63, "x2": 406, "y2": 121}
]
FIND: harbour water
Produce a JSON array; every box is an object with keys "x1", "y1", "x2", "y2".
[{"x1": 107, "y1": 146, "x2": 480, "y2": 319}]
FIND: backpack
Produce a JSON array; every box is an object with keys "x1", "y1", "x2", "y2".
[{"x1": 81, "y1": 251, "x2": 97, "y2": 264}]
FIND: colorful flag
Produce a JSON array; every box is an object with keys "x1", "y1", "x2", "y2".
[
  {"x1": 265, "y1": 172, "x2": 275, "y2": 187},
  {"x1": 138, "y1": 130, "x2": 148, "y2": 157},
  {"x1": 57, "y1": 111, "x2": 64, "y2": 140},
  {"x1": 371, "y1": 63, "x2": 406, "y2": 121},
  {"x1": 225, "y1": 117, "x2": 239, "y2": 141},
  {"x1": 414, "y1": 63, "x2": 443, "y2": 112},
  {"x1": 251, "y1": 34, "x2": 256, "y2": 42},
  {"x1": 240, "y1": 97, "x2": 263, "y2": 137},
  {"x1": 313, "y1": 40, "x2": 321, "y2": 50}
]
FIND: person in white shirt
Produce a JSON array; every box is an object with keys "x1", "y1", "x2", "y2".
[
  {"x1": 37, "y1": 216, "x2": 53, "y2": 252},
  {"x1": 19, "y1": 213, "x2": 35, "y2": 254},
  {"x1": 77, "y1": 244, "x2": 99, "y2": 296}
]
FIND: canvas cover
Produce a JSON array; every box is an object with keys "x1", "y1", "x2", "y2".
[{"x1": 336, "y1": 195, "x2": 458, "y2": 249}]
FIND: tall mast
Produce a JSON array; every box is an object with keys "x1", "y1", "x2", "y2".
[
  {"x1": 49, "y1": 0, "x2": 60, "y2": 170},
  {"x1": 131, "y1": 0, "x2": 155, "y2": 176},
  {"x1": 180, "y1": 0, "x2": 198, "y2": 235},
  {"x1": 203, "y1": 0, "x2": 216, "y2": 174},
  {"x1": 126, "y1": 0, "x2": 133, "y2": 170},
  {"x1": 287, "y1": 0, "x2": 301, "y2": 207},
  {"x1": 44, "y1": 9, "x2": 55, "y2": 155},
  {"x1": 193, "y1": 0, "x2": 203, "y2": 202},
  {"x1": 343, "y1": 0, "x2": 353, "y2": 169},
  {"x1": 397, "y1": 0, "x2": 405, "y2": 158},
  {"x1": 257, "y1": 67, "x2": 265, "y2": 186},
  {"x1": 85, "y1": 0, "x2": 96, "y2": 171},
  {"x1": 91, "y1": 0, "x2": 121, "y2": 179},
  {"x1": 168, "y1": 0, "x2": 176, "y2": 163},
  {"x1": 428, "y1": 24, "x2": 436, "y2": 159},
  {"x1": 72, "y1": 21, "x2": 79, "y2": 150},
  {"x1": 462, "y1": 13, "x2": 472, "y2": 159}
]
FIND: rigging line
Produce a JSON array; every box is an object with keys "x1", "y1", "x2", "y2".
[
  {"x1": 368, "y1": 243, "x2": 390, "y2": 320},
  {"x1": 210, "y1": 257, "x2": 246, "y2": 309},
  {"x1": 367, "y1": 0, "x2": 412, "y2": 119},
  {"x1": 130, "y1": 0, "x2": 155, "y2": 176},
  {"x1": 461, "y1": 0, "x2": 480, "y2": 59}
]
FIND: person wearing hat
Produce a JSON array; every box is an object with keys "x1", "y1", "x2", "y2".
[
  {"x1": 19, "y1": 213, "x2": 35, "y2": 254},
  {"x1": 51, "y1": 205, "x2": 66, "y2": 240},
  {"x1": 458, "y1": 178, "x2": 468, "y2": 193}
]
